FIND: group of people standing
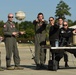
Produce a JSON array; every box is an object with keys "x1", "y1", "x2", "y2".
[
  {"x1": 0, "y1": 12, "x2": 76, "y2": 71},
  {"x1": 33, "y1": 12, "x2": 76, "y2": 70}
]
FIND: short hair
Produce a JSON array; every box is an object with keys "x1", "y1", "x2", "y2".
[
  {"x1": 49, "y1": 17, "x2": 54, "y2": 21},
  {"x1": 49, "y1": 17, "x2": 54, "y2": 20},
  {"x1": 58, "y1": 17, "x2": 63, "y2": 20},
  {"x1": 37, "y1": 12, "x2": 44, "y2": 19}
]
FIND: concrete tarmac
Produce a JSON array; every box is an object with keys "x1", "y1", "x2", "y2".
[{"x1": 0, "y1": 43, "x2": 76, "y2": 75}]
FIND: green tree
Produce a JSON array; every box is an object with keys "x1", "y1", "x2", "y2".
[
  {"x1": 19, "y1": 21, "x2": 34, "y2": 30},
  {"x1": 25, "y1": 28, "x2": 34, "y2": 38},
  {"x1": 0, "y1": 20, "x2": 4, "y2": 36},
  {"x1": 17, "y1": 21, "x2": 35, "y2": 41},
  {"x1": 67, "y1": 19, "x2": 73, "y2": 27},
  {"x1": 55, "y1": 0, "x2": 71, "y2": 20},
  {"x1": 73, "y1": 20, "x2": 76, "y2": 25}
]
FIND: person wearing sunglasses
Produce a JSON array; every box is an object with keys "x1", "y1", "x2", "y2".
[
  {"x1": 59, "y1": 21, "x2": 74, "y2": 46},
  {"x1": 3, "y1": 13, "x2": 24, "y2": 70},
  {"x1": 59, "y1": 21, "x2": 76, "y2": 61},
  {"x1": 48, "y1": 17, "x2": 63, "y2": 70}
]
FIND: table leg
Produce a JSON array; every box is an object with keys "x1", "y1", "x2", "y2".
[{"x1": 51, "y1": 51, "x2": 58, "y2": 71}]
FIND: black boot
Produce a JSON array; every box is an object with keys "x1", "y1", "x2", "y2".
[
  {"x1": 40, "y1": 64, "x2": 47, "y2": 70},
  {"x1": 65, "y1": 62, "x2": 69, "y2": 67},
  {"x1": 36, "y1": 64, "x2": 41, "y2": 70},
  {"x1": 74, "y1": 54, "x2": 76, "y2": 58},
  {"x1": 57, "y1": 61, "x2": 59, "y2": 69}
]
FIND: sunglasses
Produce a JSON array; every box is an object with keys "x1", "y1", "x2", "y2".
[
  {"x1": 8, "y1": 16, "x2": 13, "y2": 18},
  {"x1": 49, "y1": 20, "x2": 53, "y2": 21},
  {"x1": 63, "y1": 24, "x2": 68, "y2": 26}
]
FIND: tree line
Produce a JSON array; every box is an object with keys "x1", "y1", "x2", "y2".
[
  {"x1": 0, "y1": 21, "x2": 35, "y2": 43},
  {"x1": 0, "y1": 0, "x2": 76, "y2": 43}
]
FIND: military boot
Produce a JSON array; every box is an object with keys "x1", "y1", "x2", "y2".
[
  {"x1": 36, "y1": 64, "x2": 41, "y2": 70},
  {"x1": 14, "y1": 66, "x2": 24, "y2": 70},
  {"x1": 65, "y1": 62, "x2": 69, "y2": 68},
  {"x1": 7, "y1": 66, "x2": 14, "y2": 70},
  {"x1": 0, "y1": 67, "x2": 4, "y2": 71}
]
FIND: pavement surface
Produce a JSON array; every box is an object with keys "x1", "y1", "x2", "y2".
[{"x1": 0, "y1": 43, "x2": 76, "y2": 75}]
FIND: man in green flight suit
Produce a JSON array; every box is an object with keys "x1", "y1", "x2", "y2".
[
  {"x1": 3, "y1": 13, "x2": 24, "y2": 70},
  {"x1": 33, "y1": 13, "x2": 48, "y2": 70}
]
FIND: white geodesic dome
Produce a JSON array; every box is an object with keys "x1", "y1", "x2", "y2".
[{"x1": 15, "y1": 11, "x2": 26, "y2": 21}]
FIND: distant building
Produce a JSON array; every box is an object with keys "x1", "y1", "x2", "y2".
[
  {"x1": 69, "y1": 25, "x2": 76, "y2": 45},
  {"x1": 69, "y1": 25, "x2": 76, "y2": 29}
]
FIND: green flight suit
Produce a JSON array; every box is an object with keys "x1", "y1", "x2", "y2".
[
  {"x1": 3, "y1": 21, "x2": 20, "y2": 67},
  {"x1": 33, "y1": 20, "x2": 48, "y2": 65}
]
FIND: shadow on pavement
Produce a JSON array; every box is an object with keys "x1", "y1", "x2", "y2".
[
  {"x1": 21, "y1": 65, "x2": 48, "y2": 70},
  {"x1": 59, "y1": 66, "x2": 76, "y2": 70}
]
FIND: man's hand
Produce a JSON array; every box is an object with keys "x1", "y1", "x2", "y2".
[
  {"x1": 51, "y1": 23, "x2": 54, "y2": 26},
  {"x1": 36, "y1": 19, "x2": 44, "y2": 22},
  {"x1": 73, "y1": 29, "x2": 76, "y2": 34},
  {"x1": 20, "y1": 31, "x2": 25, "y2": 35},
  {"x1": 42, "y1": 19, "x2": 44, "y2": 22},
  {"x1": 0, "y1": 36, "x2": 4, "y2": 41},
  {"x1": 12, "y1": 32, "x2": 18, "y2": 36},
  {"x1": 36, "y1": 19, "x2": 39, "y2": 22}
]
